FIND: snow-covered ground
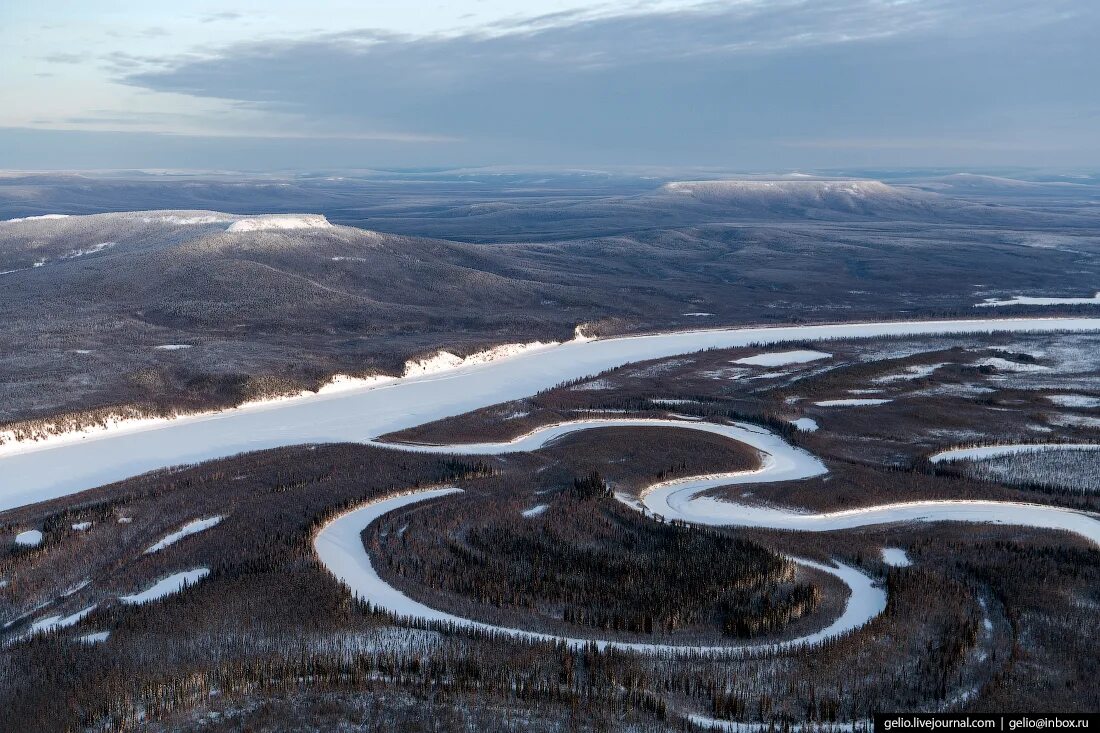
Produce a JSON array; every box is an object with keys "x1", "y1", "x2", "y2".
[
  {"x1": 225, "y1": 214, "x2": 333, "y2": 232},
  {"x1": 144, "y1": 516, "x2": 223, "y2": 554},
  {"x1": 14, "y1": 529, "x2": 42, "y2": 547},
  {"x1": 881, "y1": 548, "x2": 912, "y2": 567},
  {"x1": 814, "y1": 398, "x2": 892, "y2": 407},
  {"x1": 2, "y1": 213, "x2": 70, "y2": 223},
  {"x1": 62, "y1": 242, "x2": 115, "y2": 259},
  {"x1": 973, "y1": 357, "x2": 1049, "y2": 373},
  {"x1": 521, "y1": 504, "x2": 548, "y2": 518},
  {"x1": 929, "y1": 443, "x2": 1100, "y2": 463},
  {"x1": 118, "y1": 569, "x2": 210, "y2": 604},
  {"x1": 402, "y1": 340, "x2": 560, "y2": 378},
  {"x1": 314, "y1": 489, "x2": 885, "y2": 655},
  {"x1": 976, "y1": 292, "x2": 1100, "y2": 308},
  {"x1": 71, "y1": 521, "x2": 91, "y2": 531},
  {"x1": 26, "y1": 605, "x2": 96, "y2": 636},
  {"x1": 791, "y1": 418, "x2": 819, "y2": 432},
  {"x1": 733, "y1": 350, "x2": 831, "y2": 367},
  {"x1": 5, "y1": 317, "x2": 1100, "y2": 513},
  {"x1": 1047, "y1": 394, "x2": 1100, "y2": 408},
  {"x1": 874, "y1": 363, "x2": 947, "y2": 383},
  {"x1": 1047, "y1": 414, "x2": 1100, "y2": 429}
]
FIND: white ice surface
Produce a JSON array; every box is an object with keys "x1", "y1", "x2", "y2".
[
  {"x1": 5, "y1": 318, "x2": 1100, "y2": 513},
  {"x1": 144, "y1": 516, "x2": 223, "y2": 554},
  {"x1": 813, "y1": 398, "x2": 892, "y2": 407},
  {"x1": 733, "y1": 350, "x2": 831, "y2": 367},
  {"x1": 118, "y1": 569, "x2": 209, "y2": 604},
  {"x1": 314, "y1": 488, "x2": 885, "y2": 655}
]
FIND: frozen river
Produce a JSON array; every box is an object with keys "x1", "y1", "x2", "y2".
[{"x1": 4, "y1": 317, "x2": 1100, "y2": 513}]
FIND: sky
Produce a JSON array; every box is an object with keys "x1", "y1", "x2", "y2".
[{"x1": 2, "y1": 0, "x2": 1098, "y2": 171}]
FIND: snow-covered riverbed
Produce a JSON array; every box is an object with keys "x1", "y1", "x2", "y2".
[
  {"x1": 314, "y1": 489, "x2": 886, "y2": 655},
  {"x1": 316, "y1": 416, "x2": 1099, "y2": 655},
  {"x1": 4, "y1": 317, "x2": 1100, "y2": 513}
]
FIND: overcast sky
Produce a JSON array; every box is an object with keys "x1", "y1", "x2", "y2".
[{"x1": 3, "y1": 0, "x2": 1098, "y2": 171}]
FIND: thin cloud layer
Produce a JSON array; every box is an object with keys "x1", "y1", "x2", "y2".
[{"x1": 6, "y1": 0, "x2": 1100, "y2": 168}]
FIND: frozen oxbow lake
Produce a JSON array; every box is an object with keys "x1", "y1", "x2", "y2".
[{"x1": 3, "y1": 317, "x2": 1100, "y2": 512}]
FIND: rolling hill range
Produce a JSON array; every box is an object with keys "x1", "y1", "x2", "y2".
[
  {"x1": 1, "y1": 186, "x2": 1098, "y2": 429},
  {"x1": 2, "y1": 171, "x2": 1097, "y2": 243}
]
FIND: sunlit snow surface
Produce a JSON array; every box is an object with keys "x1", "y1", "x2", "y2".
[
  {"x1": 27, "y1": 605, "x2": 96, "y2": 635},
  {"x1": 976, "y1": 292, "x2": 1100, "y2": 308},
  {"x1": 225, "y1": 214, "x2": 333, "y2": 232},
  {"x1": 881, "y1": 548, "x2": 912, "y2": 567},
  {"x1": 733, "y1": 349, "x2": 831, "y2": 366},
  {"x1": 14, "y1": 529, "x2": 42, "y2": 546},
  {"x1": 118, "y1": 569, "x2": 209, "y2": 604},
  {"x1": 791, "y1": 418, "x2": 819, "y2": 432},
  {"x1": 929, "y1": 443, "x2": 1100, "y2": 463},
  {"x1": 4, "y1": 318, "x2": 1100, "y2": 513},
  {"x1": 144, "y1": 516, "x2": 223, "y2": 554}
]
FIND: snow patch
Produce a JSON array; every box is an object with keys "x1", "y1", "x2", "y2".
[
  {"x1": 119, "y1": 569, "x2": 210, "y2": 604},
  {"x1": 27, "y1": 605, "x2": 96, "y2": 635},
  {"x1": 71, "y1": 522, "x2": 92, "y2": 531},
  {"x1": 143, "y1": 214, "x2": 229, "y2": 225},
  {"x1": 155, "y1": 344, "x2": 192, "y2": 351},
  {"x1": 521, "y1": 504, "x2": 548, "y2": 518},
  {"x1": 874, "y1": 363, "x2": 947, "y2": 383},
  {"x1": 226, "y1": 214, "x2": 333, "y2": 232},
  {"x1": 930, "y1": 443, "x2": 1100, "y2": 463},
  {"x1": 814, "y1": 398, "x2": 892, "y2": 407},
  {"x1": 977, "y1": 292, "x2": 1100, "y2": 308},
  {"x1": 734, "y1": 349, "x2": 831, "y2": 367},
  {"x1": 62, "y1": 242, "x2": 115, "y2": 259},
  {"x1": 1047, "y1": 394, "x2": 1100, "y2": 408},
  {"x1": 144, "y1": 516, "x2": 223, "y2": 554},
  {"x1": 791, "y1": 418, "x2": 819, "y2": 432},
  {"x1": 2, "y1": 214, "x2": 70, "y2": 223},
  {"x1": 974, "y1": 357, "x2": 1049, "y2": 373},
  {"x1": 14, "y1": 529, "x2": 42, "y2": 547},
  {"x1": 1047, "y1": 414, "x2": 1100, "y2": 429},
  {"x1": 402, "y1": 340, "x2": 559, "y2": 378},
  {"x1": 78, "y1": 631, "x2": 110, "y2": 644},
  {"x1": 316, "y1": 373, "x2": 397, "y2": 395},
  {"x1": 881, "y1": 548, "x2": 912, "y2": 567}
]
